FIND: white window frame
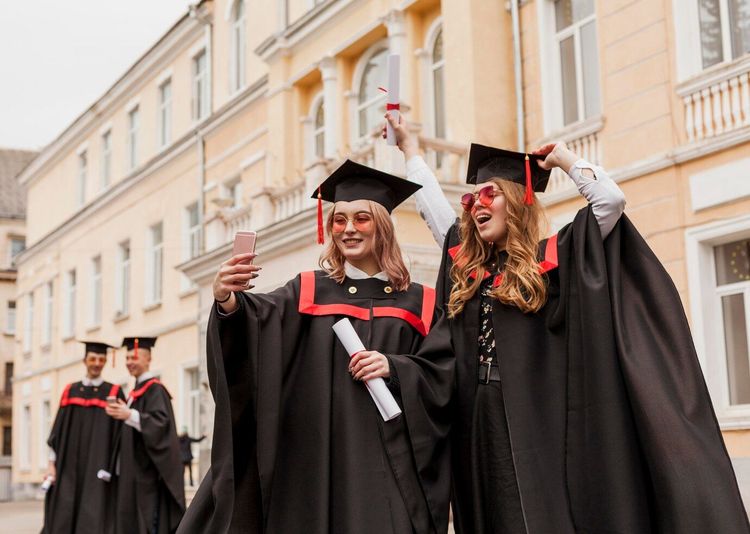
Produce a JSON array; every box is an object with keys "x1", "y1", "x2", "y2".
[
  {"x1": 181, "y1": 204, "x2": 202, "y2": 291},
  {"x1": 230, "y1": 0, "x2": 247, "y2": 94},
  {"x1": 180, "y1": 364, "x2": 201, "y2": 443},
  {"x1": 686, "y1": 213, "x2": 750, "y2": 428},
  {"x1": 158, "y1": 79, "x2": 172, "y2": 149},
  {"x1": 222, "y1": 177, "x2": 243, "y2": 209},
  {"x1": 9, "y1": 236, "x2": 25, "y2": 266},
  {"x1": 77, "y1": 150, "x2": 87, "y2": 206},
  {"x1": 192, "y1": 49, "x2": 209, "y2": 122},
  {"x1": 310, "y1": 92, "x2": 325, "y2": 160},
  {"x1": 127, "y1": 105, "x2": 140, "y2": 171},
  {"x1": 38, "y1": 398, "x2": 51, "y2": 469},
  {"x1": 146, "y1": 223, "x2": 164, "y2": 306},
  {"x1": 423, "y1": 18, "x2": 446, "y2": 140},
  {"x1": 537, "y1": 0, "x2": 602, "y2": 134},
  {"x1": 5, "y1": 300, "x2": 16, "y2": 335},
  {"x1": 673, "y1": 0, "x2": 750, "y2": 82},
  {"x1": 89, "y1": 256, "x2": 102, "y2": 328},
  {"x1": 115, "y1": 240, "x2": 130, "y2": 317},
  {"x1": 23, "y1": 293, "x2": 33, "y2": 354},
  {"x1": 63, "y1": 269, "x2": 76, "y2": 339},
  {"x1": 42, "y1": 282, "x2": 53, "y2": 347},
  {"x1": 20, "y1": 403, "x2": 31, "y2": 471},
  {"x1": 101, "y1": 130, "x2": 112, "y2": 190},
  {"x1": 351, "y1": 42, "x2": 389, "y2": 143}
]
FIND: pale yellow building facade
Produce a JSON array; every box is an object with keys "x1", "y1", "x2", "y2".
[{"x1": 11, "y1": 0, "x2": 750, "y2": 503}]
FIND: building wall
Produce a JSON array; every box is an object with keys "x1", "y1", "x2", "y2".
[{"x1": 12, "y1": 0, "x2": 750, "y2": 498}]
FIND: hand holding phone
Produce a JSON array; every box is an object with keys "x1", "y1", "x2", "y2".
[{"x1": 233, "y1": 231, "x2": 257, "y2": 264}]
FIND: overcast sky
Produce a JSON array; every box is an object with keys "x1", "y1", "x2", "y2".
[{"x1": 0, "y1": 0, "x2": 194, "y2": 150}]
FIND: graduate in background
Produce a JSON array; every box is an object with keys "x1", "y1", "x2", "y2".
[
  {"x1": 386, "y1": 113, "x2": 750, "y2": 534},
  {"x1": 179, "y1": 161, "x2": 454, "y2": 534},
  {"x1": 178, "y1": 427, "x2": 205, "y2": 487},
  {"x1": 42, "y1": 341, "x2": 125, "y2": 534},
  {"x1": 105, "y1": 337, "x2": 184, "y2": 534}
]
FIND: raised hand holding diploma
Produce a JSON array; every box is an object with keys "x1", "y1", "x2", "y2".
[
  {"x1": 332, "y1": 318, "x2": 402, "y2": 421},
  {"x1": 385, "y1": 53, "x2": 400, "y2": 146}
]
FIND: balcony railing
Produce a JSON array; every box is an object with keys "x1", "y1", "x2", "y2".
[{"x1": 678, "y1": 57, "x2": 750, "y2": 142}]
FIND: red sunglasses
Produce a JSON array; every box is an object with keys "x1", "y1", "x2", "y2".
[
  {"x1": 331, "y1": 212, "x2": 374, "y2": 233},
  {"x1": 460, "y1": 185, "x2": 501, "y2": 212}
]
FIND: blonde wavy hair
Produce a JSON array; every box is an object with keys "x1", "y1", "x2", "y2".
[
  {"x1": 448, "y1": 178, "x2": 548, "y2": 317},
  {"x1": 319, "y1": 201, "x2": 411, "y2": 291}
]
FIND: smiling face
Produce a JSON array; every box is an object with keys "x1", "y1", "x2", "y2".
[
  {"x1": 331, "y1": 199, "x2": 377, "y2": 268},
  {"x1": 470, "y1": 181, "x2": 509, "y2": 247},
  {"x1": 83, "y1": 352, "x2": 107, "y2": 379},
  {"x1": 125, "y1": 348, "x2": 151, "y2": 378}
]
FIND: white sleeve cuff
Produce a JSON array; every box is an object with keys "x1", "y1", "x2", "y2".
[
  {"x1": 125, "y1": 409, "x2": 142, "y2": 432},
  {"x1": 48, "y1": 449, "x2": 56, "y2": 462},
  {"x1": 405, "y1": 155, "x2": 456, "y2": 247}
]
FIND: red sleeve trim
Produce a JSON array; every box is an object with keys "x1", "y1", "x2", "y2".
[
  {"x1": 59, "y1": 383, "x2": 72, "y2": 405},
  {"x1": 539, "y1": 233, "x2": 559, "y2": 274},
  {"x1": 129, "y1": 379, "x2": 161, "y2": 401},
  {"x1": 61, "y1": 397, "x2": 109, "y2": 409}
]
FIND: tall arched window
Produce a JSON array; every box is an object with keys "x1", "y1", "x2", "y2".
[
  {"x1": 431, "y1": 29, "x2": 446, "y2": 139},
  {"x1": 356, "y1": 48, "x2": 388, "y2": 138},
  {"x1": 313, "y1": 99, "x2": 325, "y2": 158},
  {"x1": 231, "y1": 0, "x2": 246, "y2": 92}
]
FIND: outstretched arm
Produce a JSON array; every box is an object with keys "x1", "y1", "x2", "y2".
[
  {"x1": 384, "y1": 113, "x2": 457, "y2": 248},
  {"x1": 533, "y1": 142, "x2": 625, "y2": 239}
]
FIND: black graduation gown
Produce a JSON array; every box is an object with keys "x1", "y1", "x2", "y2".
[
  {"x1": 111, "y1": 379, "x2": 185, "y2": 534},
  {"x1": 42, "y1": 381, "x2": 125, "y2": 534},
  {"x1": 178, "y1": 271, "x2": 454, "y2": 534},
  {"x1": 440, "y1": 207, "x2": 750, "y2": 534}
]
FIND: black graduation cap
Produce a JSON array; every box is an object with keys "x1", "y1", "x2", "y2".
[
  {"x1": 466, "y1": 143, "x2": 552, "y2": 205},
  {"x1": 121, "y1": 337, "x2": 158, "y2": 351},
  {"x1": 80, "y1": 340, "x2": 114, "y2": 356},
  {"x1": 310, "y1": 159, "x2": 422, "y2": 244}
]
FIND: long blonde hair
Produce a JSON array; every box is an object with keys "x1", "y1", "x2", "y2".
[
  {"x1": 318, "y1": 201, "x2": 411, "y2": 291},
  {"x1": 448, "y1": 179, "x2": 547, "y2": 317}
]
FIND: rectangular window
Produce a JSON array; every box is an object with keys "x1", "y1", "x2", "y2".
[
  {"x1": 553, "y1": 0, "x2": 601, "y2": 127},
  {"x1": 20, "y1": 405, "x2": 30, "y2": 469},
  {"x1": 158, "y1": 79, "x2": 172, "y2": 148},
  {"x1": 23, "y1": 293, "x2": 33, "y2": 354},
  {"x1": 39, "y1": 400, "x2": 51, "y2": 468},
  {"x1": 5, "y1": 300, "x2": 15, "y2": 335},
  {"x1": 101, "y1": 130, "x2": 112, "y2": 189},
  {"x1": 128, "y1": 106, "x2": 140, "y2": 170},
  {"x1": 698, "y1": 0, "x2": 750, "y2": 69},
  {"x1": 231, "y1": 2, "x2": 246, "y2": 92},
  {"x1": 223, "y1": 180, "x2": 242, "y2": 209},
  {"x1": 4, "y1": 362, "x2": 12, "y2": 395},
  {"x1": 2, "y1": 425, "x2": 11, "y2": 456},
  {"x1": 186, "y1": 203, "x2": 202, "y2": 260},
  {"x1": 10, "y1": 236, "x2": 25, "y2": 265},
  {"x1": 77, "y1": 151, "x2": 87, "y2": 206},
  {"x1": 192, "y1": 50, "x2": 208, "y2": 121},
  {"x1": 115, "y1": 241, "x2": 131, "y2": 316},
  {"x1": 147, "y1": 223, "x2": 164, "y2": 305},
  {"x1": 42, "y1": 282, "x2": 53, "y2": 346},
  {"x1": 63, "y1": 269, "x2": 76, "y2": 338},
  {"x1": 90, "y1": 256, "x2": 102, "y2": 327},
  {"x1": 714, "y1": 237, "x2": 750, "y2": 406}
]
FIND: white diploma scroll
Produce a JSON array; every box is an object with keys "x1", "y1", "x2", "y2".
[
  {"x1": 332, "y1": 318, "x2": 402, "y2": 421},
  {"x1": 385, "y1": 53, "x2": 400, "y2": 146}
]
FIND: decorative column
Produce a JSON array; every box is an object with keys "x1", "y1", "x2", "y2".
[{"x1": 319, "y1": 55, "x2": 339, "y2": 159}]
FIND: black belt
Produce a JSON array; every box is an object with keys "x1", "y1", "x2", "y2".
[{"x1": 478, "y1": 361, "x2": 501, "y2": 384}]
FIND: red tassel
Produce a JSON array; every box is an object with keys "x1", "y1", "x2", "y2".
[
  {"x1": 316, "y1": 187, "x2": 324, "y2": 245},
  {"x1": 134, "y1": 338, "x2": 139, "y2": 362},
  {"x1": 523, "y1": 155, "x2": 534, "y2": 205}
]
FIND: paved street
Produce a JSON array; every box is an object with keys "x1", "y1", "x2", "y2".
[{"x1": 0, "y1": 499, "x2": 43, "y2": 533}]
